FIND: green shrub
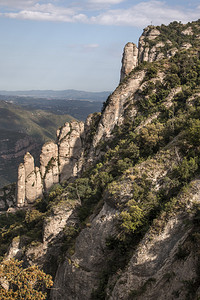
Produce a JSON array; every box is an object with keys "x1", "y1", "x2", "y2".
[{"x1": 119, "y1": 200, "x2": 144, "y2": 237}]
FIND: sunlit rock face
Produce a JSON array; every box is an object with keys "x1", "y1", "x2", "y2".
[
  {"x1": 40, "y1": 141, "x2": 59, "y2": 191},
  {"x1": 17, "y1": 152, "x2": 43, "y2": 206},
  {"x1": 16, "y1": 121, "x2": 85, "y2": 206},
  {"x1": 120, "y1": 42, "x2": 138, "y2": 82},
  {"x1": 57, "y1": 121, "x2": 84, "y2": 182}
]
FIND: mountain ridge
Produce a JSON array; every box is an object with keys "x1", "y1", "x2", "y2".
[{"x1": 0, "y1": 89, "x2": 111, "y2": 102}]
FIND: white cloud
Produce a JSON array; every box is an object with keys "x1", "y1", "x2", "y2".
[
  {"x1": 90, "y1": 1, "x2": 200, "y2": 27},
  {"x1": 3, "y1": 3, "x2": 87, "y2": 22},
  {"x1": 88, "y1": 0, "x2": 125, "y2": 4},
  {"x1": 84, "y1": 43, "x2": 99, "y2": 48},
  {"x1": 0, "y1": 0, "x2": 200, "y2": 26}
]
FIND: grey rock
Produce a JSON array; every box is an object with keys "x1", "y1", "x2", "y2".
[{"x1": 120, "y1": 42, "x2": 138, "y2": 82}]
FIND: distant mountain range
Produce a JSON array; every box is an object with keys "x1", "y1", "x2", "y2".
[{"x1": 0, "y1": 89, "x2": 111, "y2": 102}]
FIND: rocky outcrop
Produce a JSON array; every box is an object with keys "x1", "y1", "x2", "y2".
[
  {"x1": 120, "y1": 27, "x2": 163, "y2": 82},
  {"x1": 17, "y1": 164, "x2": 25, "y2": 207},
  {"x1": 40, "y1": 142, "x2": 59, "y2": 191},
  {"x1": 16, "y1": 121, "x2": 84, "y2": 207},
  {"x1": 91, "y1": 70, "x2": 145, "y2": 150},
  {"x1": 182, "y1": 27, "x2": 193, "y2": 35},
  {"x1": 6, "y1": 236, "x2": 22, "y2": 260},
  {"x1": 17, "y1": 152, "x2": 43, "y2": 207},
  {"x1": 120, "y1": 42, "x2": 138, "y2": 82},
  {"x1": 138, "y1": 26, "x2": 162, "y2": 63},
  {"x1": 57, "y1": 121, "x2": 84, "y2": 182},
  {"x1": 119, "y1": 24, "x2": 197, "y2": 83},
  {"x1": 5, "y1": 199, "x2": 79, "y2": 279},
  {"x1": 0, "y1": 133, "x2": 41, "y2": 188},
  {"x1": 110, "y1": 215, "x2": 194, "y2": 300}
]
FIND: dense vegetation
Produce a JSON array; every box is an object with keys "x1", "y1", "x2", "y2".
[{"x1": 146, "y1": 19, "x2": 200, "y2": 54}]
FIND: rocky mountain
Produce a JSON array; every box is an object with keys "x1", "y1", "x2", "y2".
[{"x1": 1, "y1": 19, "x2": 200, "y2": 300}]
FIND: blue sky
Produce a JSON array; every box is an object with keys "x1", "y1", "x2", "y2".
[{"x1": 0, "y1": 0, "x2": 199, "y2": 92}]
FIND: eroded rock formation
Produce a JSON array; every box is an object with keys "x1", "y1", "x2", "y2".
[
  {"x1": 17, "y1": 152, "x2": 43, "y2": 207},
  {"x1": 57, "y1": 121, "x2": 84, "y2": 182},
  {"x1": 120, "y1": 24, "x2": 196, "y2": 82},
  {"x1": 16, "y1": 121, "x2": 84, "y2": 207},
  {"x1": 120, "y1": 42, "x2": 138, "y2": 82}
]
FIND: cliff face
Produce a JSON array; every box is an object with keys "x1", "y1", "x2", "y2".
[
  {"x1": 2, "y1": 19, "x2": 200, "y2": 300},
  {"x1": 120, "y1": 42, "x2": 138, "y2": 82}
]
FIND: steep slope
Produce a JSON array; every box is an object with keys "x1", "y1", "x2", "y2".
[{"x1": 1, "y1": 19, "x2": 200, "y2": 300}]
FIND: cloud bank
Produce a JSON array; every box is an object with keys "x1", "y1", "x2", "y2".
[{"x1": 0, "y1": 0, "x2": 199, "y2": 27}]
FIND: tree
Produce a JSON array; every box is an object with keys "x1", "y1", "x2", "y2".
[
  {"x1": 119, "y1": 200, "x2": 144, "y2": 238},
  {"x1": 0, "y1": 259, "x2": 53, "y2": 300}
]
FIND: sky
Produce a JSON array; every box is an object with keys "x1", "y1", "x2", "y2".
[{"x1": 0, "y1": 0, "x2": 199, "y2": 92}]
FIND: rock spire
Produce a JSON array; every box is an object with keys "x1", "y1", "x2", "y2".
[
  {"x1": 16, "y1": 121, "x2": 84, "y2": 207},
  {"x1": 120, "y1": 42, "x2": 138, "y2": 82}
]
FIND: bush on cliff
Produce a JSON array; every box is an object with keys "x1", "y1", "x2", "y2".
[{"x1": 0, "y1": 259, "x2": 53, "y2": 300}]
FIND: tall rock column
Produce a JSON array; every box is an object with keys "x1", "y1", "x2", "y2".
[
  {"x1": 17, "y1": 163, "x2": 25, "y2": 207},
  {"x1": 57, "y1": 121, "x2": 84, "y2": 182},
  {"x1": 16, "y1": 121, "x2": 85, "y2": 205},
  {"x1": 24, "y1": 152, "x2": 37, "y2": 203},
  {"x1": 35, "y1": 167, "x2": 43, "y2": 198},
  {"x1": 40, "y1": 141, "x2": 59, "y2": 191},
  {"x1": 17, "y1": 152, "x2": 43, "y2": 206},
  {"x1": 120, "y1": 42, "x2": 138, "y2": 82}
]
